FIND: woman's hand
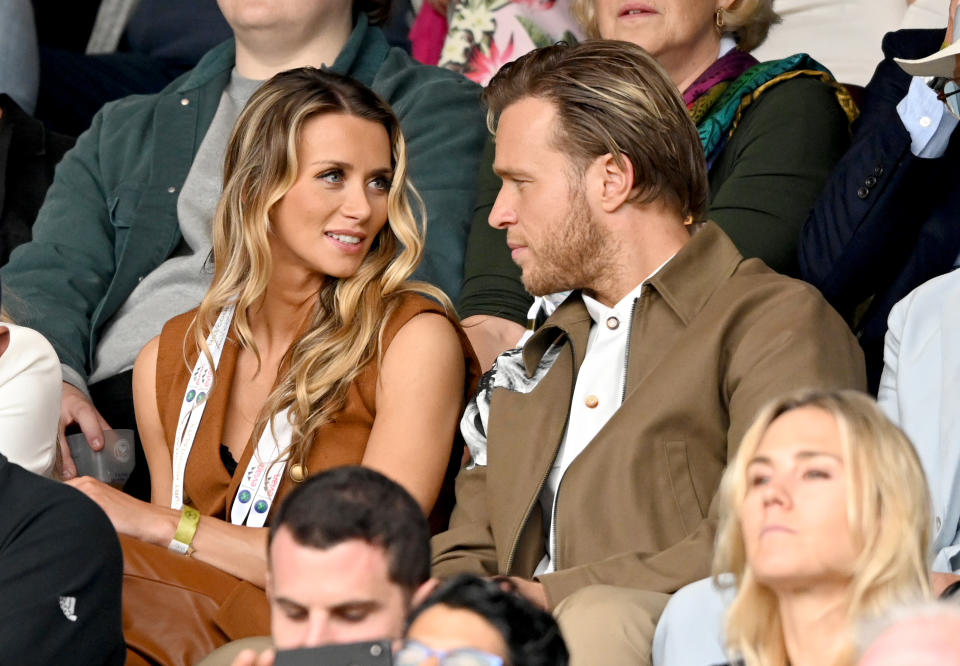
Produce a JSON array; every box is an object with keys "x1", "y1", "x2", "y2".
[{"x1": 66, "y1": 476, "x2": 173, "y2": 543}]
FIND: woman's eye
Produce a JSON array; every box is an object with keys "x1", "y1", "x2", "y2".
[
  {"x1": 803, "y1": 469, "x2": 830, "y2": 480},
  {"x1": 370, "y1": 176, "x2": 391, "y2": 192},
  {"x1": 748, "y1": 474, "x2": 769, "y2": 488},
  {"x1": 318, "y1": 169, "x2": 344, "y2": 183}
]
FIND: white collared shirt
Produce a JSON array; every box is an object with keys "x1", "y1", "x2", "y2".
[{"x1": 534, "y1": 258, "x2": 672, "y2": 575}]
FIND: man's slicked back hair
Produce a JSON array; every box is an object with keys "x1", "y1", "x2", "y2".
[
  {"x1": 483, "y1": 40, "x2": 709, "y2": 223},
  {"x1": 270, "y1": 466, "x2": 430, "y2": 592}
]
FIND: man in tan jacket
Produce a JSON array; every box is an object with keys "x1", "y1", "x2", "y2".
[{"x1": 431, "y1": 41, "x2": 866, "y2": 665}]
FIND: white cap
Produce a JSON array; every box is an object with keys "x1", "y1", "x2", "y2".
[{"x1": 896, "y1": 40, "x2": 960, "y2": 78}]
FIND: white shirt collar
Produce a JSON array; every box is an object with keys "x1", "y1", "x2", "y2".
[{"x1": 581, "y1": 254, "x2": 676, "y2": 325}]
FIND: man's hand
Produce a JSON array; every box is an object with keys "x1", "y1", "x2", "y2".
[
  {"x1": 59, "y1": 382, "x2": 111, "y2": 479},
  {"x1": 230, "y1": 648, "x2": 275, "y2": 666},
  {"x1": 495, "y1": 576, "x2": 549, "y2": 609}
]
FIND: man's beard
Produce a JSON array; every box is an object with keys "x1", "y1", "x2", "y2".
[{"x1": 521, "y1": 189, "x2": 615, "y2": 297}]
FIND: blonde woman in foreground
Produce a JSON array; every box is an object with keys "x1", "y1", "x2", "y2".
[
  {"x1": 713, "y1": 389, "x2": 932, "y2": 666},
  {"x1": 68, "y1": 67, "x2": 478, "y2": 664}
]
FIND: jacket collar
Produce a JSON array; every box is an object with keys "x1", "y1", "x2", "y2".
[
  {"x1": 521, "y1": 221, "x2": 742, "y2": 376},
  {"x1": 174, "y1": 15, "x2": 388, "y2": 93}
]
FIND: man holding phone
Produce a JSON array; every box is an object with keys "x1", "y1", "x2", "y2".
[{"x1": 207, "y1": 467, "x2": 434, "y2": 666}]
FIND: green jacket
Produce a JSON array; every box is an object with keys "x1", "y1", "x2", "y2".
[{"x1": 2, "y1": 17, "x2": 485, "y2": 380}]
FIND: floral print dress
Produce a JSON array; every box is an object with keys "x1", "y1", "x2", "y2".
[{"x1": 440, "y1": 0, "x2": 584, "y2": 85}]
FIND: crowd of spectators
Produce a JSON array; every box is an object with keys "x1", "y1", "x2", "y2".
[{"x1": 2, "y1": 0, "x2": 960, "y2": 664}]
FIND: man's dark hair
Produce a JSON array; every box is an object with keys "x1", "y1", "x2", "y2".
[
  {"x1": 406, "y1": 575, "x2": 569, "y2": 666},
  {"x1": 270, "y1": 466, "x2": 430, "y2": 592}
]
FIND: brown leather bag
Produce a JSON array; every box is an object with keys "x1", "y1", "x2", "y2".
[{"x1": 120, "y1": 535, "x2": 270, "y2": 666}]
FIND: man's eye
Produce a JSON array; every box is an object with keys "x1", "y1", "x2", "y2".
[
  {"x1": 339, "y1": 608, "x2": 371, "y2": 623},
  {"x1": 284, "y1": 607, "x2": 308, "y2": 621}
]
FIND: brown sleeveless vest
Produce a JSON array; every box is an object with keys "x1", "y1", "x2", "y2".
[{"x1": 123, "y1": 293, "x2": 478, "y2": 665}]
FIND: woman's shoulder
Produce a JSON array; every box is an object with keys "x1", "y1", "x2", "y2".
[
  {"x1": 729, "y1": 67, "x2": 852, "y2": 150},
  {"x1": 381, "y1": 292, "x2": 453, "y2": 351},
  {"x1": 153, "y1": 307, "x2": 202, "y2": 372},
  {"x1": 160, "y1": 308, "x2": 201, "y2": 339},
  {"x1": 739, "y1": 62, "x2": 850, "y2": 122}
]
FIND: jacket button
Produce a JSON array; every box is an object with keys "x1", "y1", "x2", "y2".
[
  {"x1": 167, "y1": 186, "x2": 177, "y2": 194},
  {"x1": 180, "y1": 97, "x2": 190, "y2": 106},
  {"x1": 857, "y1": 186, "x2": 869, "y2": 200},
  {"x1": 873, "y1": 166, "x2": 884, "y2": 177},
  {"x1": 864, "y1": 176, "x2": 877, "y2": 188},
  {"x1": 584, "y1": 395, "x2": 599, "y2": 408}
]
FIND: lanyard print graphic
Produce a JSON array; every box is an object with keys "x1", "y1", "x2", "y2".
[{"x1": 171, "y1": 305, "x2": 292, "y2": 527}]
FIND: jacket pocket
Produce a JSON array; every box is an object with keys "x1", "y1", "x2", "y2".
[
  {"x1": 662, "y1": 440, "x2": 705, "y2": 534},
  {"x1": 107, "y1": 183, "x2": 144, "y2": 265}
]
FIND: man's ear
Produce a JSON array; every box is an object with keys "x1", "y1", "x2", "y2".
[
  {"x1": 411, "y1": 577, "x2": 439, "y2": 609},
  {"x1": 595, "y1": 153, "x2": 635, "y2": 213}
]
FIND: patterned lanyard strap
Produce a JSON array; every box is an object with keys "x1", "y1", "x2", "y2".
[{"x1": 170, "y1": 305, "x2": 292, "y2": 527}]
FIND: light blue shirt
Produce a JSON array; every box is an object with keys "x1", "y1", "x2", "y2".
[{"x1": 897, "y1": 75, "x2": 960, "y2": 158}]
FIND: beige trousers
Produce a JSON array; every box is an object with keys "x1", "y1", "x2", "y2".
[{"x1": 553, "y1": 585, "x2": 671, "y2": 666}]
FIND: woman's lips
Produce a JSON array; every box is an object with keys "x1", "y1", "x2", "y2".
[{"x1": 618, "y1": 3, "x2": 656, "y2": 17}]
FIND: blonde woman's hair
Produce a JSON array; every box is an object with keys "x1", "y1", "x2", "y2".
[
  {"x1": 573, "y1": 0, "x2": 779, "y2": 53},
  {"x1": 714, "y1": 389, "x2": 932, "y2": 666},
  {"x1": 190, "y1": 67, "x2": 450, "y2": 471}
]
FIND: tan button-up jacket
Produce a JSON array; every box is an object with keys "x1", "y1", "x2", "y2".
[{"x1": 432, "y1": 222, "x2": 866, "y2": 608}]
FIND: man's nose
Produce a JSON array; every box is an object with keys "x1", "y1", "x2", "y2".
[
  {"x1": 301, "y1": 616, "x2": 333, "y2": 647},
  {"x1": 488, "y1": 188, "x2": 516, "y2": 229}
]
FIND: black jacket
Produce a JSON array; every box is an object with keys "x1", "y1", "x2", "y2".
[
  {"x1": 799, "y1": 28, "x2": 960, "y2": 392},
  {"x1": 0, "y1": 94, "x2": 74, "y2": 267}
]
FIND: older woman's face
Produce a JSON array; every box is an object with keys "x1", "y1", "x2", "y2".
[
  {"x1": 738, "y1": 407, "x2": 859, "y2": 592},
  {"x1": 593, "y1": 0, "x2": 725, "y2": 83}
]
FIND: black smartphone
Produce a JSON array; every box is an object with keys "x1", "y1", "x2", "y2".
[{"x1": 273, "y1": 640, "x2": 393, "y2": 666}]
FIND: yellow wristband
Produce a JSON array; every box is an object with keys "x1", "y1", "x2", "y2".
[{"x1": 168, "y1": 505, "x2": 201, "y2": 555}]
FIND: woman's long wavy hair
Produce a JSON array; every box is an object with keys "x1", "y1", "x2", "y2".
[
  {"x1": 714, "y1": 389, "x2": 932, "y2": 666},
  {"x1": 189, "y1": 67, "x2": 450, "y2": 470}
]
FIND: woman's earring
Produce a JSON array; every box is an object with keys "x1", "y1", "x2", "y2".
[{"x1": 715, "y1": 7, "x2": 726, "y2": 32}]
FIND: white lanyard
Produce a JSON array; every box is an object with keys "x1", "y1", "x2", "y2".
[
  {"x1": 170, "y1": 305, "x2": 292, "y2": 526},
  {"x1": 230, "y1": 411, "x2": 291, "y2": 527}
]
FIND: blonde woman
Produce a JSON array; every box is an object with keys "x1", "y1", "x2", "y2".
[
  {"x1": 713, "y1": 389, "x2": 931, "y2": 666},
  {"x1": 68, "y1": 67, "x2": 478, "y2": 664}
]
